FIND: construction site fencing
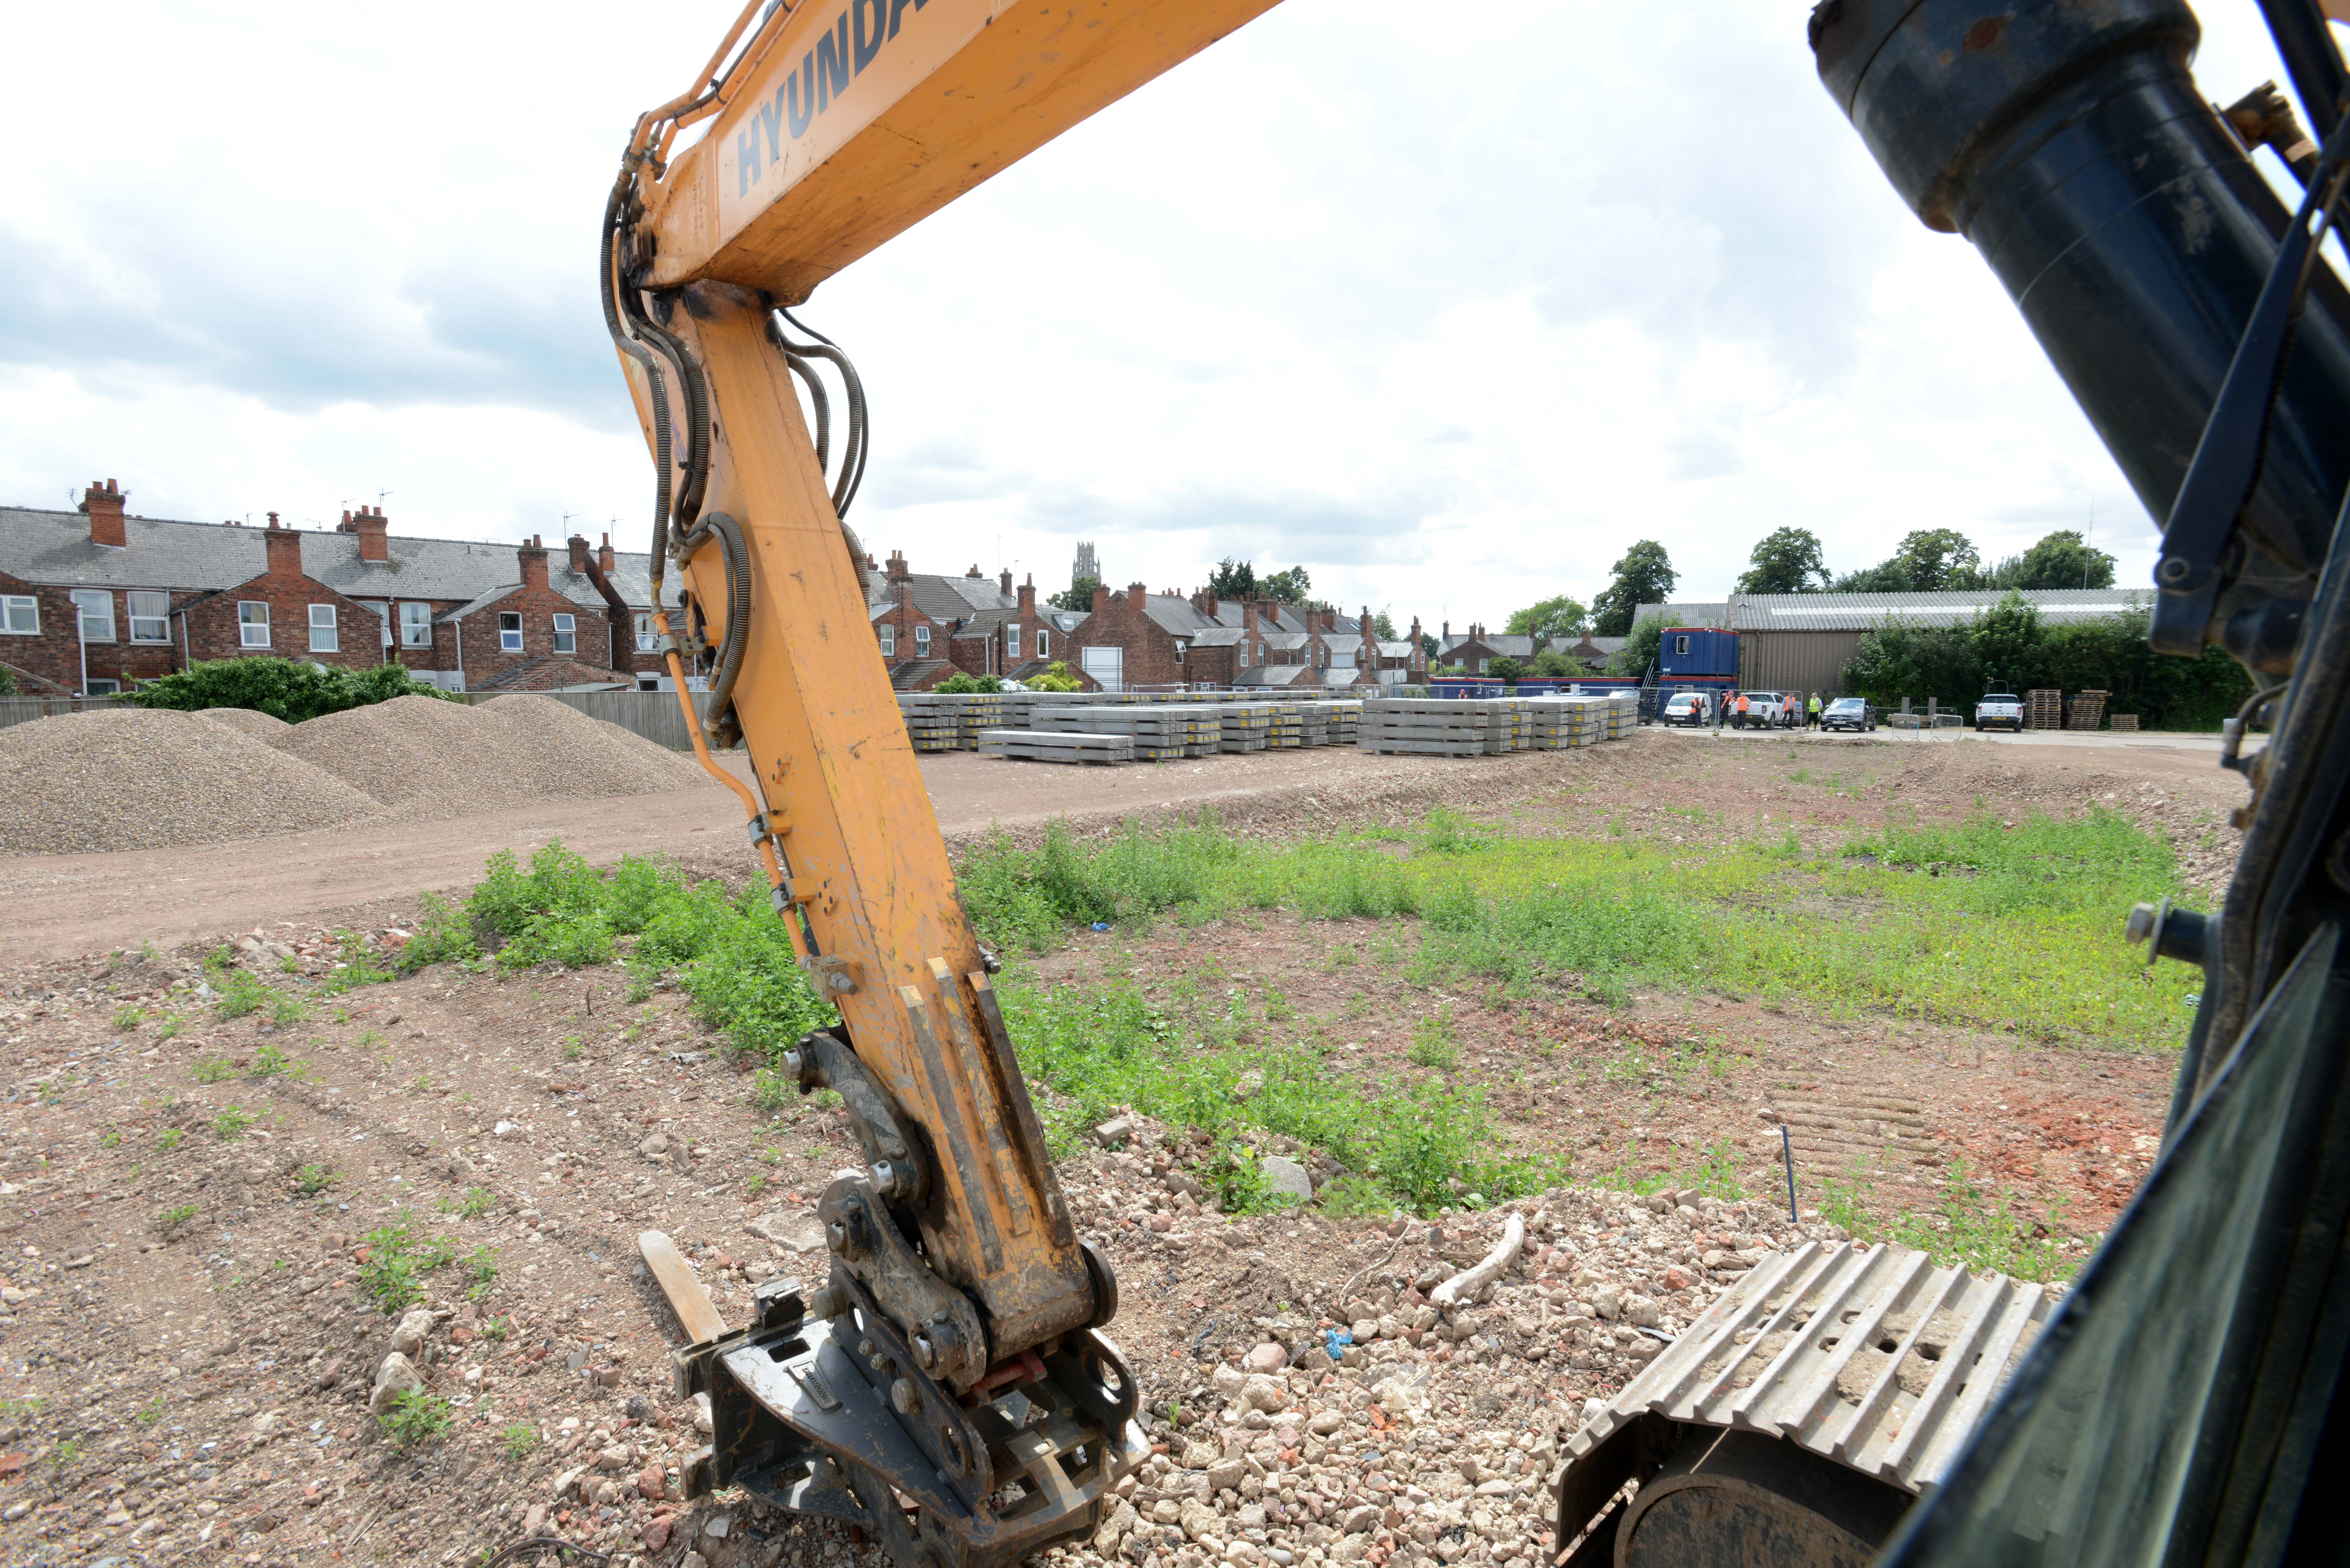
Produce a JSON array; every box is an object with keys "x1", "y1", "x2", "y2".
[{"x1": 0, "y1": 695, "x2": 129, "y2": 730}]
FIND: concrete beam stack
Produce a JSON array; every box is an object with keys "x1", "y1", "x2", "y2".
[{"x1": 977, "y1": 729, "x2": 1134, "y2": 765}]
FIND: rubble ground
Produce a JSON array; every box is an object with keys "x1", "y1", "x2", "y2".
[{"x1": 0, "y1": 731, "x2": 2226, "y2": 1567}]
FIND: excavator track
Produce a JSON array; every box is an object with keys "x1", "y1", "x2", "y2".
[{"x1": 1553, "y1": 1240, "x2": 2053, "y2": 1567}]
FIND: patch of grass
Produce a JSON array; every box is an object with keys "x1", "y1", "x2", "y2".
[
  {"x1": 1316, "y1": 1175, "x2": 1395, "y2": 1219},
  {"x1": 750, "y1": 1067, "x2": 796, "y2": 1112},
  {"x1": 1826, "y1": 1157, "x2": 2075, "y2": 1282},
  {"x1": 320, "y1": 930, "x2": 394, "y2": 995},
  {"x1": 153, "y1": 1011, "x2": 186, "y2": 1042},
  {"x1": 1407, "y1": 1008, "x2": 1459, "y2": 1070},
  {"x1": 157, "y1": 1203, "x2": 197, "y2": 1231},
  {"x1": 98, "y1": 1129, "x2": 120, "y2": 1149},
  {"x1": 1680, "y1": 1139, "x2": 1749, "y2": 1202},
  {"x1": 211, "y1": 1106, "x2": 258, "y2": 1141},
  {"x1": 502, "y1": 1423, "x2": 538, "y2": 1461},
  {"x1": 561, "y1": 1036, "x2": 585, "y2": 1061},
  {"x1": 377, "y1": 1390, "x2": 453, "y2": 1451},
  {"x1": 156, "y1": 1128, "x2": 185, "y2": 1152},
  {"x1": 50, "y1": 1438, "x2": 81, "y2": 1469},
  {"x1": 268, "y1": 993, "x2": 307, "y2": 1029},
  {"x1": 959, "y1": 806, "x2": 2197, "y2": 1049},
  {"x1": 113, "y1": 1004, "x2": 146, "y2": 1032},
  {"x1": 134, "y1": 1396, "x2": 165, "y2": 1426},
  {"x1": 481, "y1": 1315, "x2": 510, "y2": 1342},
  {"x1": 438, "y1": 1185, "x2": 496, "y2": 1220},
  {"x1": 249, "y1": 1043, "x2": 294, "y2": 1080},
  {"x1": 297, "y1": 1164, "x2": 340, "y2": 1195},
  {"x1": 192, "y1": 1056, "x2": 236, "y2": 1085},
  {"x1": 461, "y1": 1245, "x2": 499, "y2": 1298}
]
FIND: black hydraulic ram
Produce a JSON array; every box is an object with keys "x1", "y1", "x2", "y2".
[{"x1": 1810, "y1": 0, "x2": 2350, "y2": 648}]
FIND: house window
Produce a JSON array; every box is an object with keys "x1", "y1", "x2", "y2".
[
  {"x1": 127, "y1": 591, "x2": 170, "y2": 643},
  {"x1": 70, "y1": 590, "x2": 115, "y2": 642},
  {"x1": 1674, "y1": 635, "x2": 1691, "y2": 656},
  {"x1": 239, "y1": 601, "x2": 271, "y2": 648},
  {"x1": 635, "y1": 612, "x2": 657, "y2": 652},
  {"x1": 1006, "y1": 626, "x2": 1020, "y2": 661},
  {"x1": 1174, "y1": 641, "x2": 1186, "y2": 665},
  {"x1": 499, "y1": 612, "x2": 523, "y2": 652},
  {"x1": 309, "y1": 604, "x2": 338, "y2": 652},
  {"x1": 84, "y1": 678, "x2": 120, "y2": 696},
  {"x1": 879, "y1": 625, "x2": 896, "y2": 657},
  {"x1": 401, "y1": 602, "x2": 434, "y2": 647},
  {"x1": 1036, "y1": 630, "x2": 1049, "y2": 660},
  {"x1": 915, "y1": 624, "x2": 930, "y2": 654},
  {"x1": 1, "y1": 596, "x2": 34, "y2": 634},
  {"x1": 1239, "y1": 643, "x2": 1249, "y2": 668},
  {"x1": 552, "y1": 613, "x2": 576, "y2": 654}
]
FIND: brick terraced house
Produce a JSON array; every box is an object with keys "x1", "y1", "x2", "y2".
[
  {"x1": 0, "y1": 480, "x2": 673, "y2": 695},
  {"x1": 1058, "y1": 583, "x2": 1428, "y2": 692},
  {"x1": 867, "y1": 552, "x2": 1084, "y2": 692}
]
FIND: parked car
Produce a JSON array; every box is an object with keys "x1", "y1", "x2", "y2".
[
  {"x1": 1661, "y1": 692, "x2": 1709, "y2": 727},
  {"x1": 1975, "y1": 685, "x2": 2025, "y2": 732},
  {"x1": 1821, "y1": 696, "x2": 1877, "y2": 732}
]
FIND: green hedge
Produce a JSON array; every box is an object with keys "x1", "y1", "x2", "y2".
[{"x1": 126, "y1": 657, "x2": 460, "y2": 724}]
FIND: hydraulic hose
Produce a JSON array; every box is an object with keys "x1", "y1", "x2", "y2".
[
  {"x1": 775, "y1": 307, "x2": 870, "y2": 519},
  {"x1": 678, "y1": 511, "x2": 754, "y2": 751},
  {"x1": 599, "y1": 175, "x2": 676, "y2": 602},
  {"x1": 787, "y1": 352, "x2": 832, "y2": 474}
]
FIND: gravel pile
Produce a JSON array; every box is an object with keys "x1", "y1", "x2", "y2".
[
  {"x1": 0, "y1": 709, "x2": 380, "y2": 856},
  {"x1": 276, "y1": 694, "x2": 705, "y2": 823},
  {"x1": 197, "y1": 707, "x2": 294, "y2": 741}
]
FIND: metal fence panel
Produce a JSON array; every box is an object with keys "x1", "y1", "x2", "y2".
[
  {"x1": 460, "y1": 688, "x2": 723, "y2": 749},
  {"x1": 0, "y1": 695, "x2": 126, "y2": 731}
]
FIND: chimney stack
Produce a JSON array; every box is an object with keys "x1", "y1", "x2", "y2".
[
  {"x1": 999, "y1": 567, "x2": 1013, "y2": 597},
  {"x1": 80, "y1": 479, "x2": 126, "y2": 549},
  {"x1": 519, "y1": 536, "x2": 550, "y2": 591},
  {"x1": 1091, "y1": 584, "x2": 1107, "y2": 613},
  {"x1": 967, "y1": 563, "x2": 982, "y2": 578},
  {"x1": 886, "y1": 549, "x2": 910, "y2": 582},
  {"x1": 599, "y1": 533, "x2": 617, "y2": 574},
  {"x1": 569, "y1": 535, "x2": 592, "y2": 574},
  {"x1": 345, "y1": 504, "x2": 389, "y2": 562},
  {"x1": 1017, "y1": 574, "x2": 1035, "y2": 617},
  {"x1": 1127, "y1": 582, "x2": 1146, "y2": 614},
  {"x1": 262, "y1": 512, "x2": 303, "y2": 578}
]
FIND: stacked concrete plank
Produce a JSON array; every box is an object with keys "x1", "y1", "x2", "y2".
[
  {"x1": 1221, "y1": 701, "x2": 1277, "y2": 753},
  {"x1": 896, "y1": 694, "x2": 965, "y2": 753},
  {"x1": 1357, "y1": 698, "x2": 1512, "y2": 756},
  {"x1": 1322, "y1": 701, "x2": 1362, "y2": 746},
  {"x1": 1031, "y1": 705, "x2": 1193, "y2": 762},
  {"x1": 1606, "y1": 690, "x2": 1638, "y2": 738},
  {"x1": 1269, "y1": 706, "x2": 1306, "y2": 748},
  {"x1": 977, "y1": 729, "x2": 1133, "y2": 765}
]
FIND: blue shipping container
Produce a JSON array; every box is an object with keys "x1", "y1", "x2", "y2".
[{"x1": 1659, "y1": 627, "x2": 1738, "y2": 678}]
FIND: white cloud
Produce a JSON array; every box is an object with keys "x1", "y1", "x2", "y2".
[{"x1": 0, "y1": 0, "x2": 2313, "y2": 622}]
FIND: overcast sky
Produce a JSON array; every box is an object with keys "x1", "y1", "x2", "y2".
[{"x1": 0, "y1": 1, "x2": 2318, "y2": 630}]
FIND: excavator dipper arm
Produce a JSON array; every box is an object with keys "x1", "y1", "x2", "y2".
[{"x1": 601, "y1": 3, "x2": 1278, "y2": 1562}]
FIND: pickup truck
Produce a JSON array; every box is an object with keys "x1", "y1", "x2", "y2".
[{"x1": 1975, "y1": 688, "x2": 2025, "y2": 732}]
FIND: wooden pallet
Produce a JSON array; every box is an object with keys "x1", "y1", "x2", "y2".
[
  {"x1": 2068, "y1": 690, "x2": 2108, "y2": 731},
  {"x1": 2111, "y1": 713, "x2": 2140, "y2": 733},
  {"x1": 2025, "y1": 689, "x2": 2064, "y2": 730}
]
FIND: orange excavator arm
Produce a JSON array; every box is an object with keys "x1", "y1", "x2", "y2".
[{"x1": 599, "y1": 4, "x2": 1279, "y2": 1565}]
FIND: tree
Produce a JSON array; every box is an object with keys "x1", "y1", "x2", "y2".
[
  {"x1": 1420, "y1": 632, "x2": 1440, "y2": 661},
  {"x1": 1487, "y1": 656, "x2": 1526, "y2": 686},
  {"x1": 1607, "y1": 614, "x2": 1667, "y2": 677},
  {"x1": 1833, "y1": 528, "x2": 1983, "y2": 592},
  {"x1": 1206, "y1": 558, "x2": 1257, "y2": 599},
  {"x1": 1505, "y1": 595, "x2": 1588, "y2": 641},
  {"x1": 1048, "y1": 576, "x2": 1100, "y2": 613},
  {"x1": 1591, "y1": 541, "x2": 1677, "y2": 637},
  {"x1": 1986, "y1": 530, "x2": 2118, "y2": 590},
  {"x1": 1530, "y1": 648, "x2": 1578, "y2": 678},
  {"x1": 935, "y1": 672, "x2": 1003, "y2": 693},
  {"x1": 1370, "y1": 609, "x2": 1398, "y2": 641},
  {"x1": 1735, "y1": 527, "x2": 1829, "y2": 594},
  {"x1": 1971, "y1": 592, "x2": 2044, "y2": 690},
  {"x1": 1026, "y1": 661, "x2": 1081, "y2": 692},
  {"x1": 1260, "y1": 565, "x2": 1313, "y2": 604}
]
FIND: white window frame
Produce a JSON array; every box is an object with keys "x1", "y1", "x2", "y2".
[
  {"x1": 127, "y1": 590, "x2": 170, "y2": 644},
  {"x1": 238, "y1": 601, "x2": 271, "y2": 648},
  {"x1": 1173, "y1": 640, "x2": 1186, "y2": 666},
  {"x1": 1239, "y1": 642, "x2": 1249, "y2": 668},
  {"x1": 83, "y1": 678, "x2": 120, "y2": 696},
  {"x1": 70, "y1": 590, "x2": 115, "y2": 643},
  {"x1": 635, "y1": 612, "x2": 657, "y2": 653},
  {"x1": 498, "y1": 611, "x2": 523, "y2": 652},
  {"x1": 1674, "y1": 635, "x2": 1691, "y2": 656},
  {"x1": 878, "y1": 625, "x2": 896, "y2": 657},
  {"x1": 551, "y1": 612, "x2": 576, "y2": 655},
  {"x1": 308, "y1": 603, "x2": 338, "y2": 652},
  {"x1": 1035, "y1": 629, "x2": 1049, "y2": 660},
  {"x1": 1006, "y1": 626, "x2": 1020, "y2": 661},
  {"x1": 914, "y1": 624, "x2": 930, "y2": 655},
  {"x1": 400, "y1": 601, "x2": 434, "y2": 648},
  {"x1": 1, "y1": 595, "x2": 35, "y2": 635}
]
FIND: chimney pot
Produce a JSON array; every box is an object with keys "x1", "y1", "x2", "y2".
[
  {"x1": 569, "y1": 535, "x2": 591, "y2": 573},
  {"x1": 886, "y1": 549, "x2": 911, "y2": 582},
  {"x1": 351, "y1": 505, "x2": 390, "y2": 563},
  {"x1": 518, "y1": 536, "x2": 550, "y2": 592},
  {"x1": 263, "y1": 517, "x2": 304, "y2": 576},
  {"x1": 1127, "y1": 582, "x2": 1146, "y2": 614},
  {"x1": 998, "y1": 568, "x2": 1012, "y2": 597},
  {"x1": 599, "y1": 536, "x2": 617, "y2": 573}
]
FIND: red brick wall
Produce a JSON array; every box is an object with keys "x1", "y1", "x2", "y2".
[
  {"x1": 1064, "y1": 586, "x2": 1191, "y2": 688},
  {"x1": 0, "y1": 572, "x2": 197, "y2": 691},
  {"x1": 873, "y1": 596, "x2": 947, "y2": 680},
  {"x1": 179, "y1": 572, "x2": 392, "y2": 671},
  {"x1": 453, "y1": 584, "x2": 612, "y2": 688}
]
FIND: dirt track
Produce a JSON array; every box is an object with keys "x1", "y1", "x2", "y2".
[{"x1": 0, "y1": 730, "x2": 2241, "y2": 964}]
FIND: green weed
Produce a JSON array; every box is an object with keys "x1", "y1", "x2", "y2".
[
  {"x1": 297, "y1": 1164, "x2": 340, "y2": 1195},
  {"x1": 134, "y1": 1396, "x2": 165, "y2": 1426},
  {"x1": 359, "y1": 1218, "x2": 460, "y2": 1311},
  {"x1": 157, "y1": 1204, "x2": 197, "y2": 1231},
  {"x1": 462, "y1": 1245, "x2": 499, "y2": 1297},
  {"x1": 156, "y1": 1128, "x2": 184, "y2": 1152},
  {"x1": 113, "y1": 1004, "x2": 146, "y2": 1031},
  {"x1": 502, "y1": 1423, "x2": 538, "y2": 1461},
  {"x1": 212, "y1": 969, "x2": 269, "y2": 1019},
  {"x1": 153, "y1": 1012, "x2": 185, "y2": 1042},
  {"x1": 249, "y1": 1043, "x2": 293, "y2": 1079},
  {"x1": 1407, "y1": 1009, "x2": 1459, "y2": 1070},
  {"x1": 377, "y1": 1390, "x2": 453, "y2": 1451},
  {"x1": 192, "y1": 1056, "x2": 236, "y2": 1085},
  {"x1": 98, "y1": 1129, "x2": 121, "y2": 1149},
  {"x1": 212, "y1": 1106, "x2": 257, "y2": 1141}
]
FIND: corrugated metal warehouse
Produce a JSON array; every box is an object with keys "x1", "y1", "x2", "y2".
[{"x1": 1633, "y1": 590, "x2": 2154, "y2": 699}]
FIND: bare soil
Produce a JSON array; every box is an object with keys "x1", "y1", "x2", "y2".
[{"x1": 0, "y1": 727, "x2": 2241, "y2": 1566}]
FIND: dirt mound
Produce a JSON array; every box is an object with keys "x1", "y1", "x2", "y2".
[
  {"x1": 277, "y1": 693, "x2": 704, "y2": 822},
  {"x1": 196, "y1": 706, "x2": 294, "y2": 742},
  {"x1": 0, "y1": 708, "x2": 380, "y2": 856}
]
